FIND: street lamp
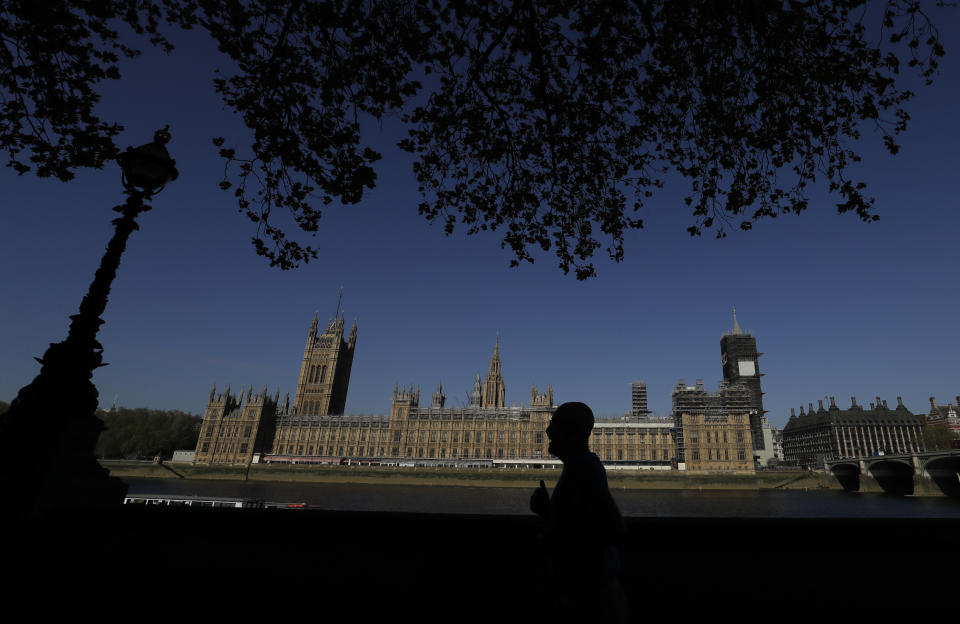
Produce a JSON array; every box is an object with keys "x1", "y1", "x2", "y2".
[{"x1": 0, "y1": 128, "x2": 177, "y2": 515}]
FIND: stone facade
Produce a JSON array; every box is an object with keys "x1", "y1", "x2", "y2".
[
  {"x1": 268, "y1": 340, "x2": 557, "y2": 463},
  {"x1": 293, "y1": 313, "x2": 357, "y2": 416},
  {"x1": 670, "y1": 379, "x2": 754, "y2": 472},
  {"x1": 678, "y1": 413, "x2": 754, "y2": 472},
  {"x1": 589, "y1": 420, "x2": 675, "y2": 465},
  {"x1": 194, "y1": 385, "x2": 278, "y2": 466}
]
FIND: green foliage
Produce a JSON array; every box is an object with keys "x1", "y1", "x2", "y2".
[
  {"x1": 921, "y1": 422, "x2": 956, "y2": 451},
  {"x1": 1, "y1": 1, "x2": 948, "y2": 278},
  {"x1": 95, "y1": 406, "x2": 201, "y2": 459}
]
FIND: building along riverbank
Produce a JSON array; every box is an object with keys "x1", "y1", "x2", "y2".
[{"x1": 101, "y1": 459, "x2": 842, "y2": 491}]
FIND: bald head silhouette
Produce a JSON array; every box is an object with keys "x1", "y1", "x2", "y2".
[{"x1": 546, "y1": 402, "x2": 594, "y2": 459}]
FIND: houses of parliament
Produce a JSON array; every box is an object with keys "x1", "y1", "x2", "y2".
[{"x1": 194, "y1": 308, "x2": 758, "y2": 472}]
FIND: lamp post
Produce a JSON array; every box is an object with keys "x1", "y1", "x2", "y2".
[{"x1": 0, "y1": 127, "x2": 177, "y2": 515}]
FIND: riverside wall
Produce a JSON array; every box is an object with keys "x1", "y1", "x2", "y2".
[{"x1": 101, "y1": 460, "x2": 842, "y2": 491}]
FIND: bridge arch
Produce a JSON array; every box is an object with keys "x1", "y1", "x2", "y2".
[
  {"x1": 923, "y1": 456, "x2": 960, "y2": 498},
  {"x1": 830, "y1": 462, "x2": 861, "y2": 492},
  {"x1": 867, "y1": 460, "x2": 915, "y2": 496}
]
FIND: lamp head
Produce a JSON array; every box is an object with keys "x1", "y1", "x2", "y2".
[{"x1": 117, "y1": 126, "x2": 178, "y2": 196}]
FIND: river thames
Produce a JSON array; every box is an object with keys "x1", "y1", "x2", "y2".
[{"x1": 124, "y1": 478, "x2": 960, "y2": 518}]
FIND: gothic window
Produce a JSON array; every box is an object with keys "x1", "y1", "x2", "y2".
[
  {"x1": 243, "y1": 426, "x2": 252, "y2": 437},
  {"x1": 320, "y1": 365, "x2": 327, "y2": 383},
  {"x1": 535, "y1": 432, "x2": 543, "y2": 444},
  {"x1": 464, "y1": 432, "x2": 471, "y2": 443}
]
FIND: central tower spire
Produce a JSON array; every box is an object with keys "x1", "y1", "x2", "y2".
[{"x1": 481, "y1": 336, "x2": 505, "y2": 408}]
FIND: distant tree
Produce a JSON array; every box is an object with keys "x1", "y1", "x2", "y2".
[
  {"x1": 0, "y1": 400, "x2": 9, "y2": 415},
  {"x1": 0, "y1": 1, "x2": 947, "y2": 278},
  {"x1": 95, "y1": 407, "x2": 201, "y2": 459},
  {"x1": 921, "y1": 422, "x2": 955, "y2": 451}
]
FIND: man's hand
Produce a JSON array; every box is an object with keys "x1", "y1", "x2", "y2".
[{"x1": 530, "y1": 479, "x2": 550, "y2": 518}]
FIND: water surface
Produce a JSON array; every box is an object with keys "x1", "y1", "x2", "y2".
[{"x1": 123, "y1": 478, "x2": 960, "y2": 518}]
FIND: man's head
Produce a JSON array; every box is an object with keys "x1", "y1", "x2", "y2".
[{"x1": 545, "y1": 402, "x2": 594, "y2": 459}]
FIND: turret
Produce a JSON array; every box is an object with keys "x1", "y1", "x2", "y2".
[
  {"x1": 308, "y1": 311, "x2": 319, "y2": 341},
  {"x1": 470, "y1": 374, "x2": 483, "y2": 407},
  {"x1": 348, "y1": 317, "x2": 358, "y2": 347},
  {"x1": 432, "y1": 383, "x2": 446, "y2": 408}
]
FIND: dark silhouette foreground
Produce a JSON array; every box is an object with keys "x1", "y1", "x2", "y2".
[{"x1": 531, "y1": 402, "x2": 629, "y2": 622}]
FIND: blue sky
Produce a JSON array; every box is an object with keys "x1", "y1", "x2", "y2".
[{"x1": 1, "y1": 15, "x2": 958, "y2": 426}]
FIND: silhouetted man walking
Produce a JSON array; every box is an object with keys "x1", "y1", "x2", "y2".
[{"x1": 531, "y1": 402, "x2": 629, "y2": 622}]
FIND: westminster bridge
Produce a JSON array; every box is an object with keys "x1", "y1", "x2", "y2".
[{"x1": 826, "y1": 450, "x2": 960, "y2": 496}]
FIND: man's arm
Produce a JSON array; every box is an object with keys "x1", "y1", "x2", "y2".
[{"x1": 530, "y1": 479, "x2": 550, "y2": 519}]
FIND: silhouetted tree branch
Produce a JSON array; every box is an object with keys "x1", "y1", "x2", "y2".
[{"x1": 1, "y1": 1, "x2": 948, "y2": 278}]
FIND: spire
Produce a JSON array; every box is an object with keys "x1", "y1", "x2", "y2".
[
  {"x1": 731, "y1": 306, "x2": 742, "y2": 335},
  {"x1": 309, "y1": 311, "x2": 318, "y2": 337},
  {"x1": 348, "y1": 317, "x2": 358, "y2": 346},
  {"x1": 470, "y1": 374, "x2": 483, "y2": 407},
  {"x1": 432, "y1": 383, "x2": 445, "y2": 408},
  {"x1": 209, "y1": 384, "x2": 216, "y2": 402}
]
